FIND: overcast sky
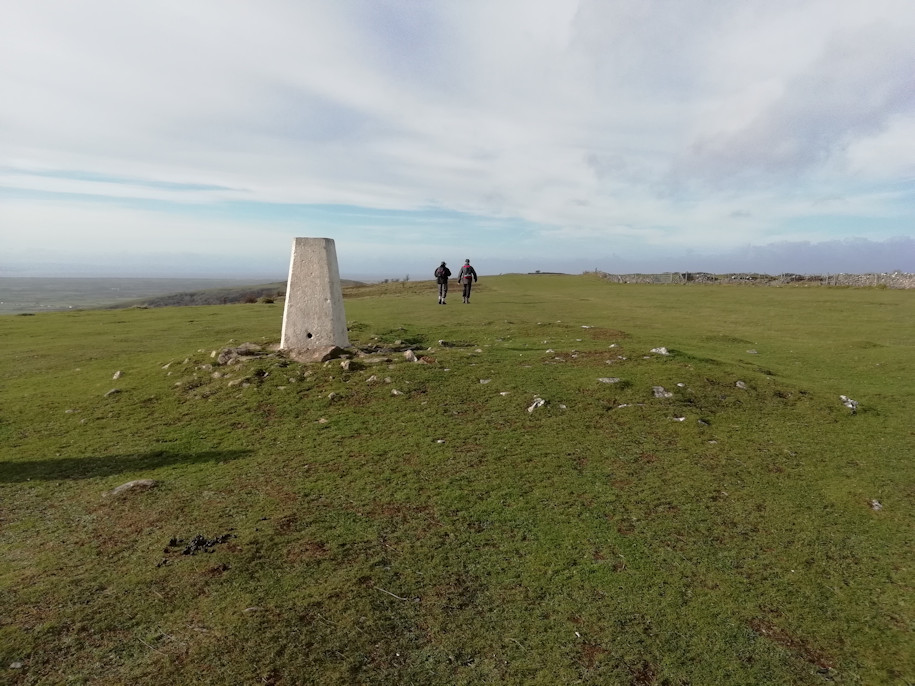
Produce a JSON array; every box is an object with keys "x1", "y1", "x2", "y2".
[{"x1": 2, "y1": 0, "x2": 913, "y2": 279}]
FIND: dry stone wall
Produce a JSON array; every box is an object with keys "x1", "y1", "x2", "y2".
[{"x1": 596, "y1": 271, "x2": 915, "y2": 288}]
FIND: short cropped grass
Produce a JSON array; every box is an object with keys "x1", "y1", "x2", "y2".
[{"x1": 1, "y1": 275, "x2": 912, "y2": 684}]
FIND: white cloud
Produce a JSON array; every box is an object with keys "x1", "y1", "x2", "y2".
[{"x1": 1, "y1": 0, "x2": 913, "y2": 275}]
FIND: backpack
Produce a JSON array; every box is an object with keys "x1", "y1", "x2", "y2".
[{"x1": 434, "y1": 266, "x2": 444, "y2": 278}]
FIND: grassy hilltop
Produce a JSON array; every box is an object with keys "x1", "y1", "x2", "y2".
[{"x1": 1, "y1": 274, "x2": 913, "y2": 685}]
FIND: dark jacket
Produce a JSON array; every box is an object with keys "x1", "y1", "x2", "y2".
[
  {"x1": 435, "y1": 265, "x2": 451, "y2": 284},
  {"x1": 458, "y1": 264, "x2": 477, "y2": 282}
]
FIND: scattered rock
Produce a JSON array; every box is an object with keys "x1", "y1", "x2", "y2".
[
  {"x1": 528, "y1": 397, "x2": 546, "y2": 413},
  {"x1": 747, "y1": 349, "x2": 758, "y2": 354},
  {"x1": 316, "y1": 418, "x2": 328, "y2": 424},
  {"x1": 391, "y1": 389, "x2": 403, "y2": 396},
  {"x1": 840, "y1": 395, "x2": 859, "y2": 414},
  {"x1": 104, "y1": 388, "x2": 121, "y2": 397},
  {"x1": 169, "y1": 533, "x2": 234, "y2": 556},
  {"x1": 243, "y1": 607, "x2": 263, "y2": 614},
  {"x1": 286, "y1": 346, "x2": 348, "y2": 364},
  {"x1": 112, "y1": 370, "x2": 122, "y2": 380},
  {"x1": 480, "y1": 379, "x2": 491, "y2": 384},
  {"x1": 327, "y1": 392, "x2": 338, "y2": 400},
  {"x1": 649, "y1": 347, "x2": 670, "y2": 356},
  {"x1": 435, "y1": 439, "x2": 446, "y2": 444},
  {"x1": 404, "y1": 350, "x2": 418, "y2": 362},
  {"x1": 366, "y1": 375, "x2": 379, "y2": 384},
  {"x1": 869, "y1": 499, "x2": 882, "y2": 511},
  {"x1": 9, "y1": 662, "x2": 24, "y2": 669},
  {"x1": 735, "y1": 381, "x2": 748, "y2": 389},
  {"x1": 499, "y1": 391, "x2": 510, "y2": 396},
  {"x1": 652, "y1": 386, "x2": 673, "y2": 398},
  {"x1": 107, "y1": 479, "x2": 158, "y2": 497},
  {"x1": 597, "y1": 377, "x2": 621, "y2": 384},
  {"x1": 671, "y1": 416, "x2": 685, "y2": 422}
]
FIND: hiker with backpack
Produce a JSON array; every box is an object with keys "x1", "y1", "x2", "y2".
[
  {"x1": 434, "y1": 261, "x2": 451, "y2": 304},
  {"x1": 457, "y1": 259, "x2": 478, "y2": 303}
]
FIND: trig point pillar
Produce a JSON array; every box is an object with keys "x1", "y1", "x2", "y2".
[{"x1": 280, "y1": 237, "x2": 350, "y2": 350}]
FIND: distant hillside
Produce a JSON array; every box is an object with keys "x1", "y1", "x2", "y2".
[{"x1": 108, "y1": 280, "x2": 365, "y2": 308}]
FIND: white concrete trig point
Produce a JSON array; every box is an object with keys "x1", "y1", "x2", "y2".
[{"x1": 280, "y1": 237, "x2": 350, "y2": 350}]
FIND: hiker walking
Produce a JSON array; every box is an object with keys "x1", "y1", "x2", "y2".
[
  {"x1": 434, "y1": 261, "x2": 451, "y2": 304},
  {"x1": 457, "y1": 259, "x2": 478, "y2": 303}
]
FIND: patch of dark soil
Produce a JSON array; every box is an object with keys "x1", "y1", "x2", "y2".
[
  {"x1": 629, "y1": 660, "x2": 658, "y2": 685},
  {"x1": 164, "y1": 533, "x2": 236, "y2": 556},
  {"x1": 749, "y1": 618, "x2": 834, "y2": 670}
]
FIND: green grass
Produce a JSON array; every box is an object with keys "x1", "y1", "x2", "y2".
[{"x1": 1, "y1": 275, "x2": 913, "y2": 684}]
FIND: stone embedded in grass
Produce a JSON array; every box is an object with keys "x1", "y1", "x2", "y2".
[
  {"x1": 480, "y1": 379, "x2": 491, "y2": 384},
  {"x1": 597, "y1": 377, "x2": 621, "y2": 384},
  {"x1": 391, "y1": 389, "x2": 403, "y2": 396},
  {"x1": 112, "y1": 370, "x2": 122, "y2": 380},
  {"x1": 404, "y1": 350, "x2": 418, "y2": 362},
  {"x1": 104, "y1": 388, "x2": 121, "y2": 397},
  {"x1": 107, "y1": 479, "x2": 158, "y2": 497},
  {"x1": 286, "y1": 346, "x2": 347, "y2": 363},
  {"x1": 652, "y1": 386, "x2": 673, "y2": 398},
  {"x1": 528, "y1": 397, "x2": 546, "y2": 412},
  {"x1": 869, "y1": 499, "x2": 882, "y2": 511},
  {"x1": 736, "y1": 381, "x2": 748, "y2": 389},
  {"x1": 173, "y1": 533, "x2": 234, "y2": 556},
  {"x1": 650, "y1": 347, "x2": 670, "y2": 355},
  {"x1": 840, "y1": 395, "x2": 859, "y2": 414}
]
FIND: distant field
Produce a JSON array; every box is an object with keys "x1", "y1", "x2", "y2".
[{"x1": 1, "y1": 275, "x2": 912, "y2": 684}]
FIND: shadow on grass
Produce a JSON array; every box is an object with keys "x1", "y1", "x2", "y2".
[{"x1": 0, "y1": 449, "x2": 252, "y2": 483}]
